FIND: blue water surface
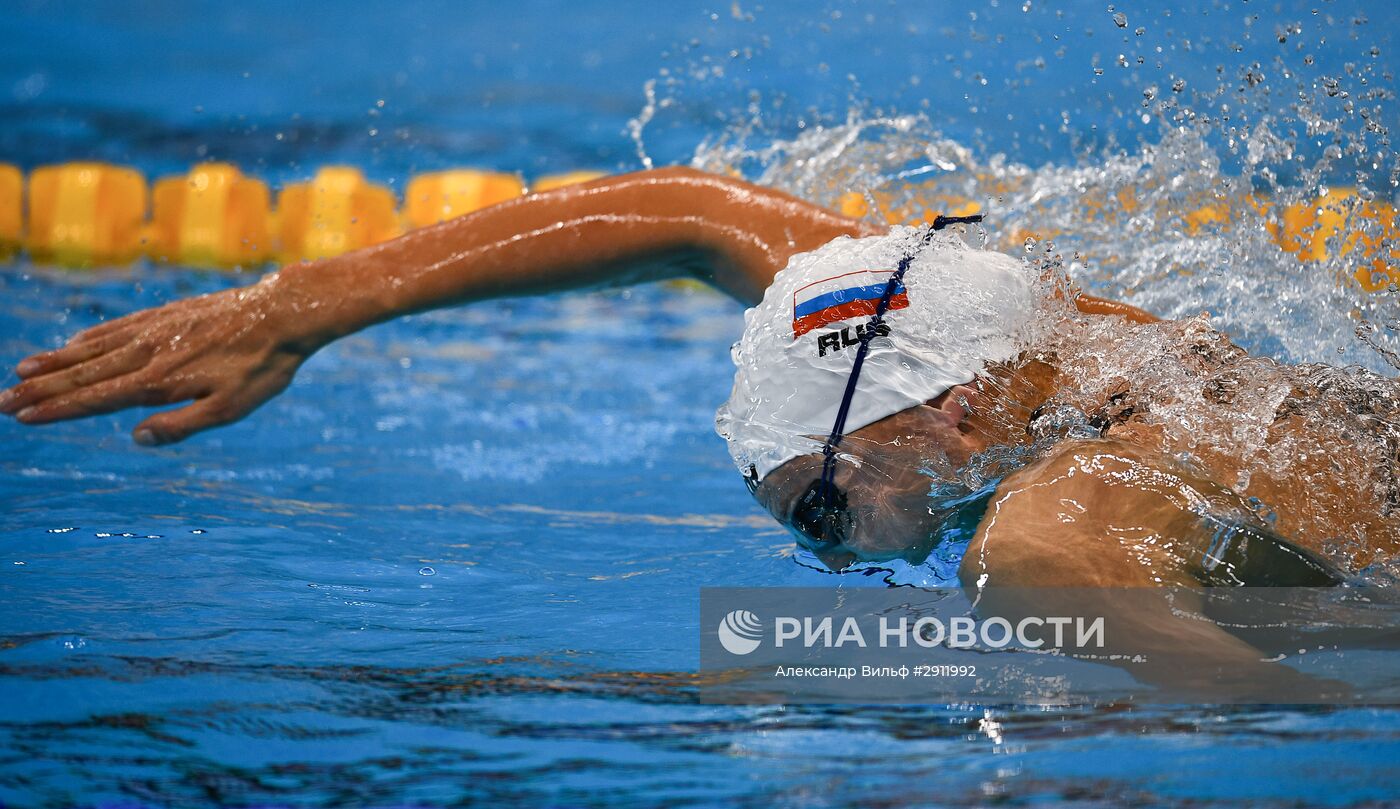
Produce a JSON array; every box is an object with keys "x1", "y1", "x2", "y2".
[{"x1": 3, "y1": 1, "x2": 1400, "y2": 806}]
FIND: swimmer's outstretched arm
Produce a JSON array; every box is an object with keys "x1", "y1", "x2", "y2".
[
  {"x1": 2, "y1": 166, "x2": 1154, "y2": 445},
  {"x1": 0, "y1": 168, "x2": 872, "y2": 444}
]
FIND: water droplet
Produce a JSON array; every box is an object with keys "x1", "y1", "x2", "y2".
[
  {"x1": 1112, "y1": 11, "x2": 1127, "y2": 28},
  {"x1": 418, "y1": 566, "x2": 436, "y2": 576}
]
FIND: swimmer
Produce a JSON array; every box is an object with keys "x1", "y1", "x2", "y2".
[
  {"x1": 2, "y1": 167, "x2": 1390, "y2": 572},
  {"x1": 3, "y1": 168, "x2": 1395, "y2": 686}
]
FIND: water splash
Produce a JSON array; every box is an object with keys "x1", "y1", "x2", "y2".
[
  {"x1": 692, "y1": 47, "x2": 1400, "y2": 582},
  {"x1": 696, "y1": 108, "x2": 1398, "y2": 367},
  {"x1": 627, "y1": 79, "x2": 668, "y2": 171}
]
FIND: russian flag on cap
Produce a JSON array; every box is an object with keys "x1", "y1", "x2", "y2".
[{"x1": 792, "y1": 269, "x2": 908, "y2": 338}]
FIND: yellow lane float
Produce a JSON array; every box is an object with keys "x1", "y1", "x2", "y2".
[
  {"x1": 3, "y1": 159, "x2": 1394, "y2": 289},
  {"x1": 26, "y1": 162, "x2": 147, "y2": 267},
  {"x1": 149, "y1": 162, "x2": 271, "y2": 268},
  {"x1": 274, "y1": 167, "x2": 401, "y2": 262},
  {"x1": 532, "y1": 170, "x2": 607, "y2": 193},
  {"x1": 843, "y1": 183, "x2": 1396, "y2": 292},
  {"x1": 1262, "y1": 190, "x2": 1399, "y2": 292},
  {"x1": 838, "y1": 189, "x2": 982, "y2": 226},
  {"x1": 0, "y1": 164, "x2": 20, "y2": 257},
  {"x1": 404, "y1": 169, "x2": 522, "y2": 228}
]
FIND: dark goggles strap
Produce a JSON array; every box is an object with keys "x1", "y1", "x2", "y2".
[{"x1": 815, "y1": 214, "x2": 984, "y2": 506}]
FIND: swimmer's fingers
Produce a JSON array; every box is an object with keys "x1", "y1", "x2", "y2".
[
  {"x1": 1, "y1": 346, "x2": 150, "y2": 416},
  {"x1": 13, "y1": 331, "x2": 133, "y2": 379},
  {"x1": 7, "y1": 371, "x2": 171, "y2": 425},
  {"x1": 132, "y1": 371, "x2": 294, "y2": 446},
  {"x1": 17, "y1": 295, "x2": 213, "y2": 378},
  {"x1": 130, "y1": 396, "x2": 241, "y2": 447}
]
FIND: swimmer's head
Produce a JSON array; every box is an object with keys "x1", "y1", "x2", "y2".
[{"x1": 714, "y1": 225, "x2": 1037, "y2": 565}]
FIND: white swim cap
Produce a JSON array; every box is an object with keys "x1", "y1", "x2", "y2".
[{"x1": 715, "y1": 225, "x2": 1036, "y2": 481}]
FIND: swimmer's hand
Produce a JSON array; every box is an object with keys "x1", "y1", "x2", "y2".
[{"x1": 1, "y1": 275, "x2": 314, "y2": 445}]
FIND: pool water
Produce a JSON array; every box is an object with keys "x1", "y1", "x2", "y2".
[
  {"x1": 4, "y1": 1, "x2": 1400, "y2": 806},
  {"x1": 8, "y1": 272, "x2": 1399, "y2": 807}
]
